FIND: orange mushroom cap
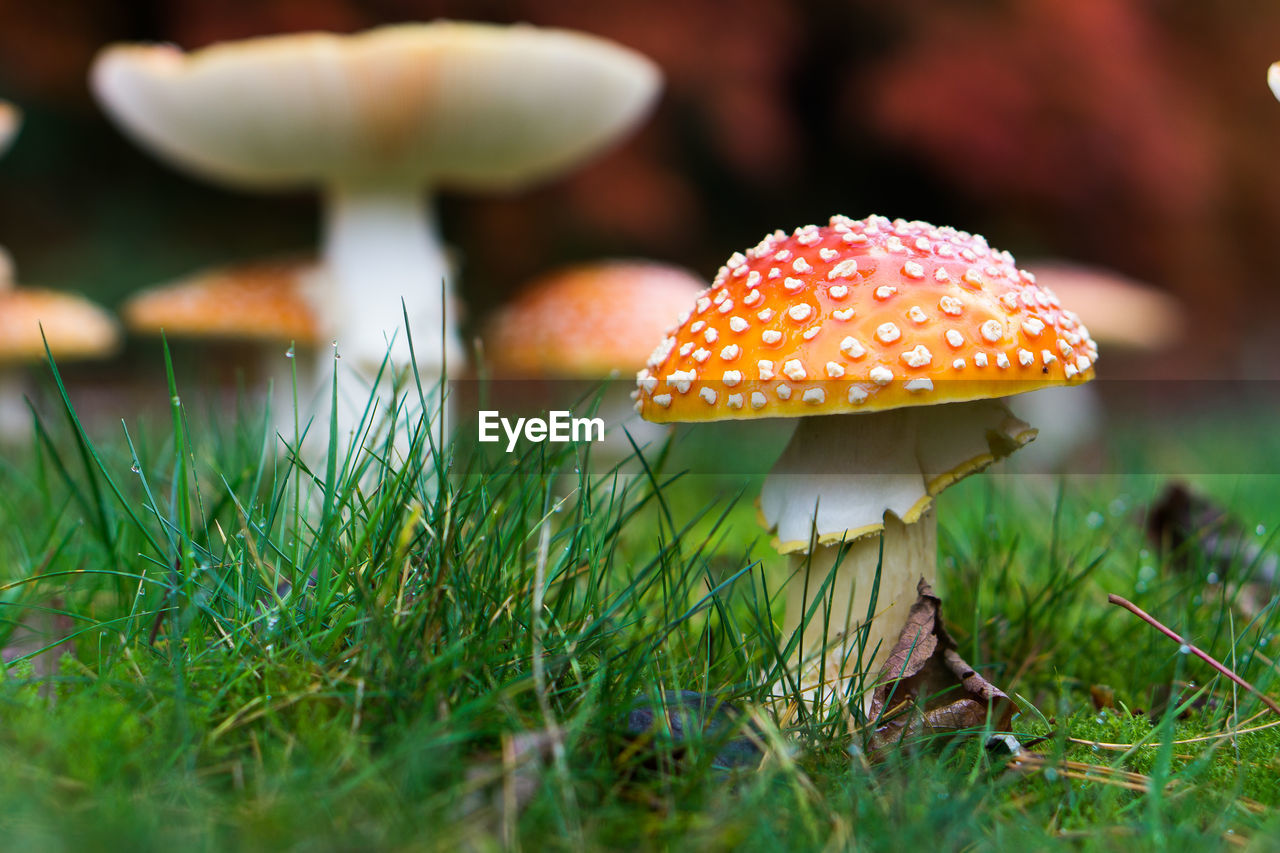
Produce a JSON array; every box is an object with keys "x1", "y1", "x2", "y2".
[
  {"x1": 485, "y1": 261, "x2": 707, "y2": 378},
  {"x1": 122, "y1": 259, "x2": 326, "y2": 345},
  {"x1": 0, "y1": 289, "x2": 120, "y2": 361},
  {"x1": 635, "y1": 215, "x2": 1099, "y2": 422}
]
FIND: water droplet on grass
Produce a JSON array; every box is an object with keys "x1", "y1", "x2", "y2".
[
  {"x1": 1179, "y1": 644, "x2": 1191, "y2": 654},
  {"x1": 1257, "y1": 524, "x2": 1267, "y2": 537},
  {"x1": 1086, "y1": 511, "x2": 1104, "y2": 529},
  {"x1": 130, "y1": 464, "x2": 140, "y2": 473},
  {"x1": 285, "y1": 346, "x2": 295, "y2": 358}
]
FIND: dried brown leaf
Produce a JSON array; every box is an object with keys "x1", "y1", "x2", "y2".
[
  {"x1": 864, "y1": 580, "x2": 1013, "y2": 756},
  {"x1": 1148, "y1": 483, "x2": 1277, "y2": 600}
]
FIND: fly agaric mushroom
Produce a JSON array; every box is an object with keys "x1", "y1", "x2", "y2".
[
  {"x1": 0, "y1": 288, "x2": 120, "y2": 437},
  {"x1": 483, "y1": 260, "x2": 706, "y2": 461},
  {"x1": 122, "y1": 259, "x2": 327, "y2": 432},
  {"x1": 91, "y1": 22, "x2": 661, "y2": 449},
  {"x1": 634, "y1": 215, "x2": 1099, "y2": 707}
]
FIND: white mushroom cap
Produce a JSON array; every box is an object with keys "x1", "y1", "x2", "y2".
[{"x1": 91, "y1": 22, "x2": 661, "y2": 191}]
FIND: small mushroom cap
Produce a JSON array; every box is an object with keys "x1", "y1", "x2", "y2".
[
  {"x1": 92, "y1": 22, "x2": 661, "y2": 191},
  {"x1": 1270, "y1": 62, "x2": 1280, "y2": 102},
  {"x1": 484, "y1": 261, "x2": 707, "y2": 378},
  {"x1": 0, "y1": 289, "x2": 120, "y2": 362},
  {"x1": 635, "y1": 215, "x2": 1099, "y2": 423},
  {"x1": 122, "y1": 259, "x2": 327, "y2": 344},
  {"x1": 1020, "y1": 261, "x2": 1183, "y2": 351},
  {"x1": 0, "y1": 101, "x2": 21, "y2": 159}
]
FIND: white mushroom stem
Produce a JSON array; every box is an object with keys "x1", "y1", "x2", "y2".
[
  {"x1": 0, "y1": 369, "x2": 29, "y2": 438},
  {"x1": 322, "y1": 185, "x2": 458, "y2": 373},
  {"x1": 761, "y1": 400, "x2": 1035, "y2": 710},
  {"x1": 785, "y1": 511, "x2": 935, "y2": 708},
  {"x1": 316, "y1": 185, "x2": 459, "y2": 456}
]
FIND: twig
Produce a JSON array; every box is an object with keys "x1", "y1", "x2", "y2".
[{"x1": 1107, "y1": 594, "x2": 1280, "y2": 717}]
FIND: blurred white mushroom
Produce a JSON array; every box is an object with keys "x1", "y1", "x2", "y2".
[{"x1": 92, "y1": 23, "x2": 662, "y2": 456}]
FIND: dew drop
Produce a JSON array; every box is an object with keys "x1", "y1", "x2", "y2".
[
  {"x1": 130, "y1": 463, "x2": 140, "y2": 474},
  {"x1": 1257, "y1": 524, "x2": 1267, "y2": 537},
  {"x1": 1179, "y1": 644, "x2": 1191, "y2": 655},
  {"x1": 285, "y1": 347, "x2": 295, "y2": 359},
  {"x1": 1085, "y1": 511, "x2": 1104, "y2": 529}
]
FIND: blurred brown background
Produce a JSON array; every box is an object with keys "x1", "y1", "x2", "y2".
[{"x1": 0, "y1": 0, "x2": 1277, "y2": 381}]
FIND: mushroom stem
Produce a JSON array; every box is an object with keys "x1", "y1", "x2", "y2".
[
  {"x1": 761, "y1": 401, "x2": 1034, "y2": 710},
  {"x1": 784, "y1": 511, "x2": 935, "y2": 709},
  {"x1": 0, "y1": 368, "x2": 28, "y2": 438},
  {"x1": 321, "y1": 185, "x2": 459, "y2": 374},
  {"x1": 318, "y1": 186, "x2": 459, "y2": 454}
]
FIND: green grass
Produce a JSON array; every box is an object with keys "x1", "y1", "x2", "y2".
[{"x1": 3, "y1": 353, "x2": 1280, "y2": 850}]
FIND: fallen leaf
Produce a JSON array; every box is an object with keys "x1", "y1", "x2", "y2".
[
  {"x1": 864, "y1": 580, "x2": 1013, "y2": 757},
  {"x1": 1147, "y1": 482, "x2": 1277, "y2": 617}
]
